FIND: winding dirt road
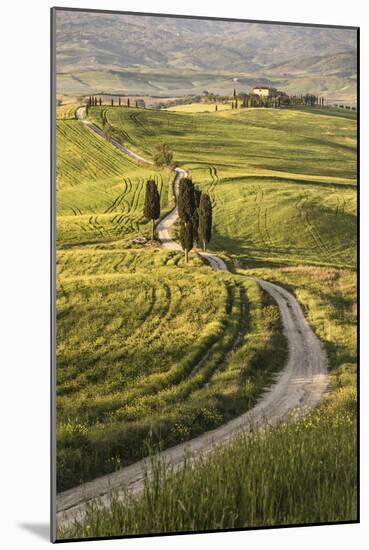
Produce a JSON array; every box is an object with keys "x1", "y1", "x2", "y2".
[
  {"x1": 76, "y1": 107, "x2": 152, "y2": 165},
  {"x1": 56, "y1": 109, "x2": 329, "y2": 530}
]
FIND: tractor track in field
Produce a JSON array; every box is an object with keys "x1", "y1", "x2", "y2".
[{"x1": 57, "y1": 109, "x2": 329, "y2": 531}]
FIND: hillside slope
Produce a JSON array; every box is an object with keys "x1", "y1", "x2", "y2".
[
  {"x1": 87, "y1": 106, "x2": 357, "y2": 267},
  {"x1": 55, "y1": 10, "x2": 357, "y2": 103}
]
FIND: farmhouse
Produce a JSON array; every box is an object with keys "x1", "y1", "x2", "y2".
[{"x1": 253, "y1": 86, "x2": 277, "y2": 97}]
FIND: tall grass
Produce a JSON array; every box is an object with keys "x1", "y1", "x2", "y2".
[
  {"x1": 58, "y1": 387, "x2": 356, "y2": 539},
  {"x1": 57, "y1": 264, "x2": 357, "y2": 539}
]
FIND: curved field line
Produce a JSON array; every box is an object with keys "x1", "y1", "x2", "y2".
[{"x1": 296, "y1": 193, "x2": 331, "y2": 260}]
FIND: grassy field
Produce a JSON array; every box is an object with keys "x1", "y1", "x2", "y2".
[
  {"x1": 58, "y1": 264, "x2": 357, "y2": 537},
  {"x1": 57, "y1": 245, "x2": 287, "y2": 491},
  {"x1": 56, "y1": 103, "x2": 79, "y2": 120},
  {"x1": 56, "y1": 103, "x2": 357, "y2": 533},
  {"x1": 87, "y1": 105, "x2": 356, "y2": 268},
  {"x1": 56, "y1": 118, "x2": 173, "y2": 246},
  {"x1": 167, "y1": 102, "x2": 232, "y2": 113},
  {"x1": 59, "y1": 400, "x2": 356, "y2": 538},
  {"x1": 55, "y1": 111, "x2": 291, "y2": 490}
]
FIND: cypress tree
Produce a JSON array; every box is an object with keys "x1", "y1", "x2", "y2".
[
  {"x1": 178, "y1": 178, "x2": 195, "y2": 222},
  {"x1": 127, "y1": 98, "x2": 130, "y2": 107},
  {"x1": 179, "y1": 220, "x2": 193, "y2": 263},
  {"x1": 198, "y1": 193, "x2": 212, "y2": 251},
  {"x1": 111, "y1": 97, "x2": 114, "y2": 106},
  {"x1": 194, "y1": 187, "x2": 202, "y2": 209},
  {"x1": 215, "y1": 104, "x2": 218, "y2": 112},
  {"x1": 99, "y1": 97, "x2": 102, "y2": 106},
  {"x1": 119, "y1": 97, "x2": 121, "y2": 106},
  {"x1": 144, "y1": 180, "x2": 160, "y2": 240},
  {"x1": 191, "y1": 208, "x2": 199, "y2": 243}
]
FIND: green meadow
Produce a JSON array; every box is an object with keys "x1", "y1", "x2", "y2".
[
  {"x1": 87, "y1": 105, "x2": 356, "y2": 267},
  {"x1": 56, "y1": 102, "x2": 357, "y2": 532},
  {"x1": 59, "y1": 263, "x2": 357, "y2": 537},
  {"x1": 56, "y1": 119, "x2": 173, "y2": 246}
]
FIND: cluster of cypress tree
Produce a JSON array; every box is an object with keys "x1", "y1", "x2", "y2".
[
  {"x1": 87, "y1": 96, "x2": 102, "y2": 107},
  {"x1": 177, "y1": 178, "x2": 212, "y2": 262},
  {"x1": 88, "y1": 96, "x2": 134, "y2": 108},
  {"x1": 144, "y1": 180, "x2": 160, "y2": 240},
  {"x1": 202, "y1": 88, "x2": 325, "y2": 110},
  {"x1": 87, "y1": 96, "x2": 98, "y2": 107}
]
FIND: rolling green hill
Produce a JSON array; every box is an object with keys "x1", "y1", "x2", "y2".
[
  {"x1": 56, "y1": 107, "x2": 288, "y2": 491},
  {"x1": 56, "y1": 103, "x2": 357, "y2": 529},
  {"x1": 57, "y1": 249, "x2": 285, "y2": 490},
  {"x1": 59, "y1": 262, "x2": 357, "y2": 537},
  {"x1": 56, "y1": 117, "x2": 173, "y2": 245},
  {"x1": 87, "y1": 105, "x2": 357, "y2": 268}
]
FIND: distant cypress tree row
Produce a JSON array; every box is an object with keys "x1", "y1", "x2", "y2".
[
  {"x1": 198, "y1": 193, "x2": 212, "y2": 251},
  {"x1": 144, "y1": 180, "x2": 160, "y2": 240}
]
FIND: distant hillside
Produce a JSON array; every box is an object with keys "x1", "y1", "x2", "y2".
[{"x1": 55, "y1": 10, "x2": 357, "y2": 104}]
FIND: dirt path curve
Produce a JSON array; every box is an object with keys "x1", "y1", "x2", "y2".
[
  {"x1": 57, "y1": 110, "x2": 329, "y2": 530},
  {"x1": 76, "y1": 107, "x2": 153, "y2": 165},
  {"x1": 156, "y1": 167, "x2": 228, "y2": 271}
]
